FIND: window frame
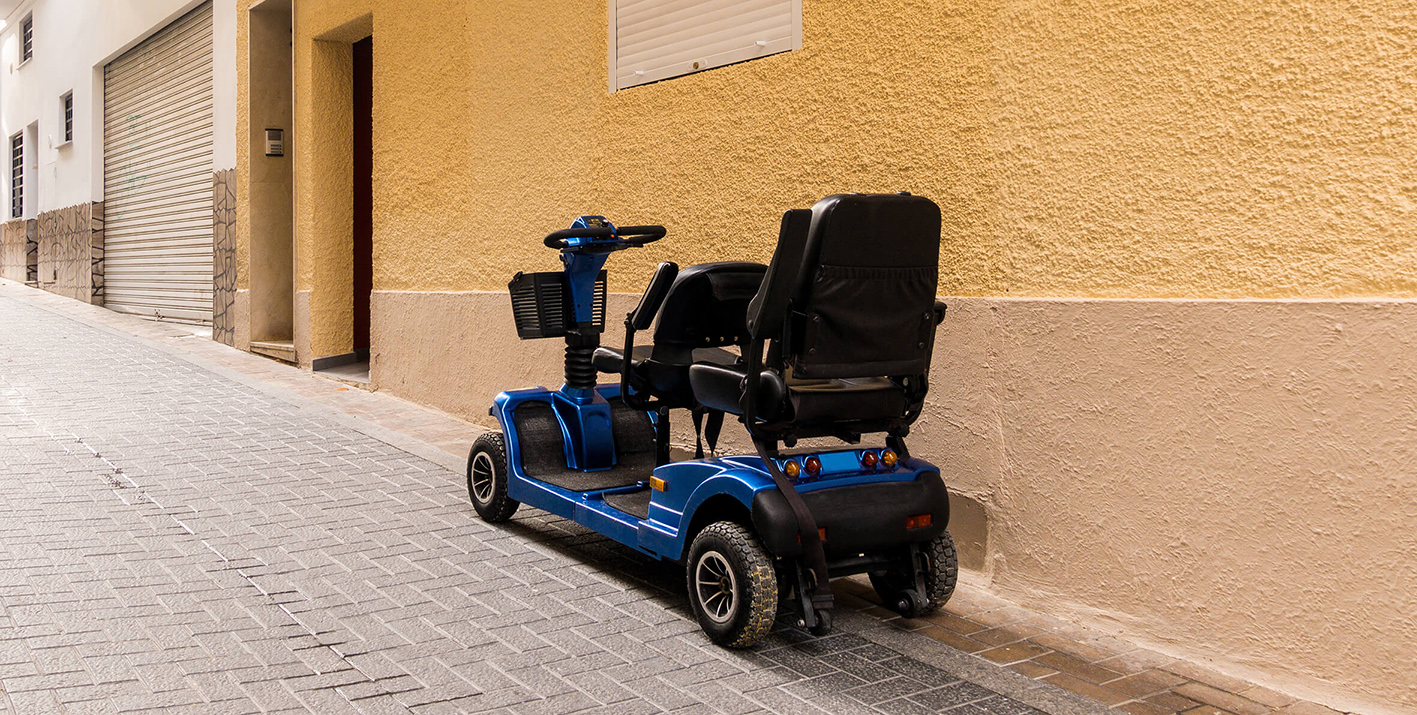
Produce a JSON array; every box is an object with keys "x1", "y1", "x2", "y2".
[
  {"x1": 60, "y1": 91, "x2": 74, "y2": 145},
  {"x1": 20, "y1": 14, "x2": 33, "y2": 64},
  {"x1": 10, "y1": 133, "x2": 23, "y2": 219},
  {"x1": 608, "y1": 0, "x2": 803, "y2": 93}
]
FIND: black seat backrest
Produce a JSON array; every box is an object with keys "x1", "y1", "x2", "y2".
[
  {"x1": 651, "y1": 261, "x2": 767, "y2": 364},
  {"x1": 754, "y1": 194, "x2": 942, "y2": 379}
]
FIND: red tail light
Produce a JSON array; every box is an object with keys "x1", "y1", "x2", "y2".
[
  {"x1": 796, "y1": 527, "x2": 827, "y2": 543},
  {"x1": 804, "y1": 457, "x2": 822, "y2": 476},
  {"x1": 861, "y1": 451, "x2": 878, "y2": 468}
]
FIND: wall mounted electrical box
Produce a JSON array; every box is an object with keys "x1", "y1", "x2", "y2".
[{"x1": 265, "y1": 128, "x2": 284, "y2": 157}]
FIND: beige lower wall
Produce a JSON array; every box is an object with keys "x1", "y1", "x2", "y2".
[
  {"x1": 214, "y1": 169, "x2": 239, "y2": 346},
  {"x1": 927, "y1": 298, "x2": 1417, "y2": 714},
  {"x1": 0, "y1": 220, "x2": 30, "y2": 283},
  {"x1": 36, "y1": 203, "x2": 103, "y2": 305},
  {"x1": 369, "y1": 290, "x2": 1415, "y2": 711},
  {"x1": 1, "y1": 220, "x2": 37, "y2": 285}
]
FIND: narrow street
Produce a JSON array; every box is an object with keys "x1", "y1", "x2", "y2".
[{"x1": 0, "y1": 283, "x2": 1101, "y2": 715}]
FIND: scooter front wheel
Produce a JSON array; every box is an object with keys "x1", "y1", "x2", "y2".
[
  {"x1": 687, "y1": 522, "x2": 778, "y2": 648},
  {"x1": 468, "y1": 432, "x2": 520, "y2": 522}
]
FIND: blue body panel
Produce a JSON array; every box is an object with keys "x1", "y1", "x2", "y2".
[{"x1": 492, "y1": 385, "x2": 936, "y2": 562}]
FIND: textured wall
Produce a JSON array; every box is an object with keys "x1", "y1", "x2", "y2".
[
  {"x1": 90, "y1": 204, "x2": 104, "y2": 305},
  {"x1": 0, "y1": 220, "x2": 32, "y2": 283},
  {"x1": 928, "y1": 298, "x2": 1417, "y2": 711},
  {"x1": 36, "y1": 203, "x2": 103, "y2": 304},
  {"x1": 278, "y1": 0, "x2": 1416, "y2": 300},
  {"x1": 213, "y1": 169, "x2": 238, "y2": 346}
]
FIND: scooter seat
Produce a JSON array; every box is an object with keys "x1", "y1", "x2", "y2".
[
  {"x1": 593, "y1": 345, "x2": 738, "y2": 407},
  {"x1": 689, "y1": 363, "x2": 907, "y2": 425}
]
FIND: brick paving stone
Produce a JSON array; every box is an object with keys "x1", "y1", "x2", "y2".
[
  {"x1": 981, "y1": 643, "x2": 1053, "y2": 665},
  {"x1": 1032, "y1": 652, "x2": 1125, "y2": 685},
  {"x1": 1043, "y1": 674, "x2": 1130, "y2": 706},
  {"x1": 1147, "y1": 692, "x2": 1205, "y2": 713},
  {"x1": 972, "y1": 624, "x2": 1046, "y2": 647},
  {"x1": 0, "y1": 284, "x2": 1114, "y2": 714},
  {"x1": 1009, "y1": 661, "x2": 1059, "y2": 679},
  {"x1": 1107, "y1": 670, "x2": 1189, "y2": 699},
  {"x1": 1117, "y1": 702, "x2": 1174, "y2": 715},
  {"x1": 1172, "y1": 684, "x2": 1270, "y2": 715}
]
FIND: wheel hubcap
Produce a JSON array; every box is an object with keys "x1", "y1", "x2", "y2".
[
  {"x1": 695, "y1": 551, "x2": 738, "y2": 624},
  {"x1": 470, "y1": 452, "x2": 495, "y2": 503}
]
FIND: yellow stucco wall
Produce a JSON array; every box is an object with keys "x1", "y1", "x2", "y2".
[
  {"x1": 257, "y1": 0, "x2": 1417, "y2": 352},
  {"x1": 370, "y1": 0, "x2": 1414, "y2": 301}
]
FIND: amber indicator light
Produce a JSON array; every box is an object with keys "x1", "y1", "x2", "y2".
[
  {"x1": 881, "y1": 449, "x2": 898, "y2": 467},
  {"x1": 796, "y1": 527, "x2": 828, "y2": 543},
  {"x1": 783, "y1": 460, "x2": 801, "y2": 478},
  {"x1": 905, "y1": 514, "x2": 932, "y2": 530}
]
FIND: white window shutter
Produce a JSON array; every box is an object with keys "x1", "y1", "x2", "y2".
[{"x1": 610, "y1": 0, "x2": 802, "y2": 92}]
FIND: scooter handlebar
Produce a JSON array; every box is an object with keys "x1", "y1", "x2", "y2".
[
  {"x1": 542, "y1": 225, "x2": 666, "y2": 250},
  {"x1": 616, "y1": 225, "x2": 667, "y2": 246},
  {"x1": 543, "y1": 226, "x2": 614, "y2": 249}
]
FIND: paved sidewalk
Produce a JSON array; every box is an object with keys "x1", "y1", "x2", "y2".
[
  {"x1": 0, "y1": 282, "x2": 1112, "y2": 714},
  {"x1": 0, "y1": 280, "x2": 1359, "y2": 715}
]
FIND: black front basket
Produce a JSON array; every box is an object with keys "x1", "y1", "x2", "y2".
[{"x1": 507, "y1": 270, "x2": 607, "y2": 339}]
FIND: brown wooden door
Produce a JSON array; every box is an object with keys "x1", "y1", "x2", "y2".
[{"x1": 352, "y1": 36, "x2": 373, "y2": 353}]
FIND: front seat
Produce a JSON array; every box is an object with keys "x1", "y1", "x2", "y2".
[{"x1": 593, "y1": 261, "x2": 767, "y2": 409}]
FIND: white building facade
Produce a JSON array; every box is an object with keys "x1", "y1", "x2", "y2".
[{"x1": 0, "y1": 0, "x2": 235, "y2": 330}]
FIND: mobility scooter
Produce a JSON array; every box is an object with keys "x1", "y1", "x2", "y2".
[{"x1": 467, "y1": 193, "x2": 957, "y2": 647}]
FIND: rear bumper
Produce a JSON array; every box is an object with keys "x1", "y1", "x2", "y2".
[{"x1": 750, "y1": 471, "x2": 950, "y2": 559}]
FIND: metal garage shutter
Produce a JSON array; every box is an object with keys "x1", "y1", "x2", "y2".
[{"x1": 103, "y1": 2, "x2": 214, "y2": 323}]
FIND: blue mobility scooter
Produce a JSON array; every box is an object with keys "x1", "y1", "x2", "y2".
[{"x1": 467, "y1": 193, "x2": 957, "y2": 647}]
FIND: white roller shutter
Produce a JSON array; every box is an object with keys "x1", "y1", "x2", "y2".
[
  {"x1": 610, "y1": 0, "x2": 802, "y2": 91},
  {"x1": 103, "y1": 2, "x2": 214, "y2": 323}
]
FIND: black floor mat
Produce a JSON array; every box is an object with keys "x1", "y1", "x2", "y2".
[
  {"x1": 603, "y1": 489, "x2": 652, "y2": 520},
  {"x1": 512, "y1": 398, "x2": 657, "y2": 492}
]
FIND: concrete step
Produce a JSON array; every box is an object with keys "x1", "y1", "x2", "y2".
[{"x1": 249, "y1": 339, "x2": 295, "y2": 363}]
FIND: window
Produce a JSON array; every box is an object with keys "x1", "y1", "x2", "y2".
[
  {"x1": 10, "y1": 134, "x2": 22, "y2": 219},
  {"x1": 61, "y1": 92, "x2": 73, "y2": 143},
  {"x1": 20, "y1": 14, "x2": 32, "y2": 63},
  {"x1": 609, "y1": 0, "x2": 802, "y2": 92}
]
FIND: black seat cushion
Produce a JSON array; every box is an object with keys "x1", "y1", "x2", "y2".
[
  {"x1": 689, "y1": 363, "x2": 906, "y2": 425},
  {"x1": 688, "y1": 363, "x2": 787, "y2": 420},
  {"x1": 595, "y1": 346, "x2": 737, "y2": 407}
]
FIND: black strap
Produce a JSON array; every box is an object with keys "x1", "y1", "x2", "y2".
[
  {"x1": 692, "y1": 409, "x2": 705, "y2": 459},
  {"x1": 753, "y1": 438, "x2": 833, "y2": 606},
  {"x1": 705, "y1": 411, "x2": 723, "y2": 455},
  {"x1": 654, "y1": 408, "x2": 671, "y2": 465}
]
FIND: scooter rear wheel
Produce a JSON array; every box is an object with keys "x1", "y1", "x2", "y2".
[
  {"x1": 468, "y1": 432, "x2": 520, "y2": 522},
  {"x1": 869, "y1": 530, "x2": 958, "y2": 617},
  {"x1": 687, "y1": 522, "x2": 778, "y2": 648}
]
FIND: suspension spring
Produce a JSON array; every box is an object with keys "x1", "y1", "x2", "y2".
[{"x1": 564, "y1": 343, "x2": 597, "y2": 390}]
